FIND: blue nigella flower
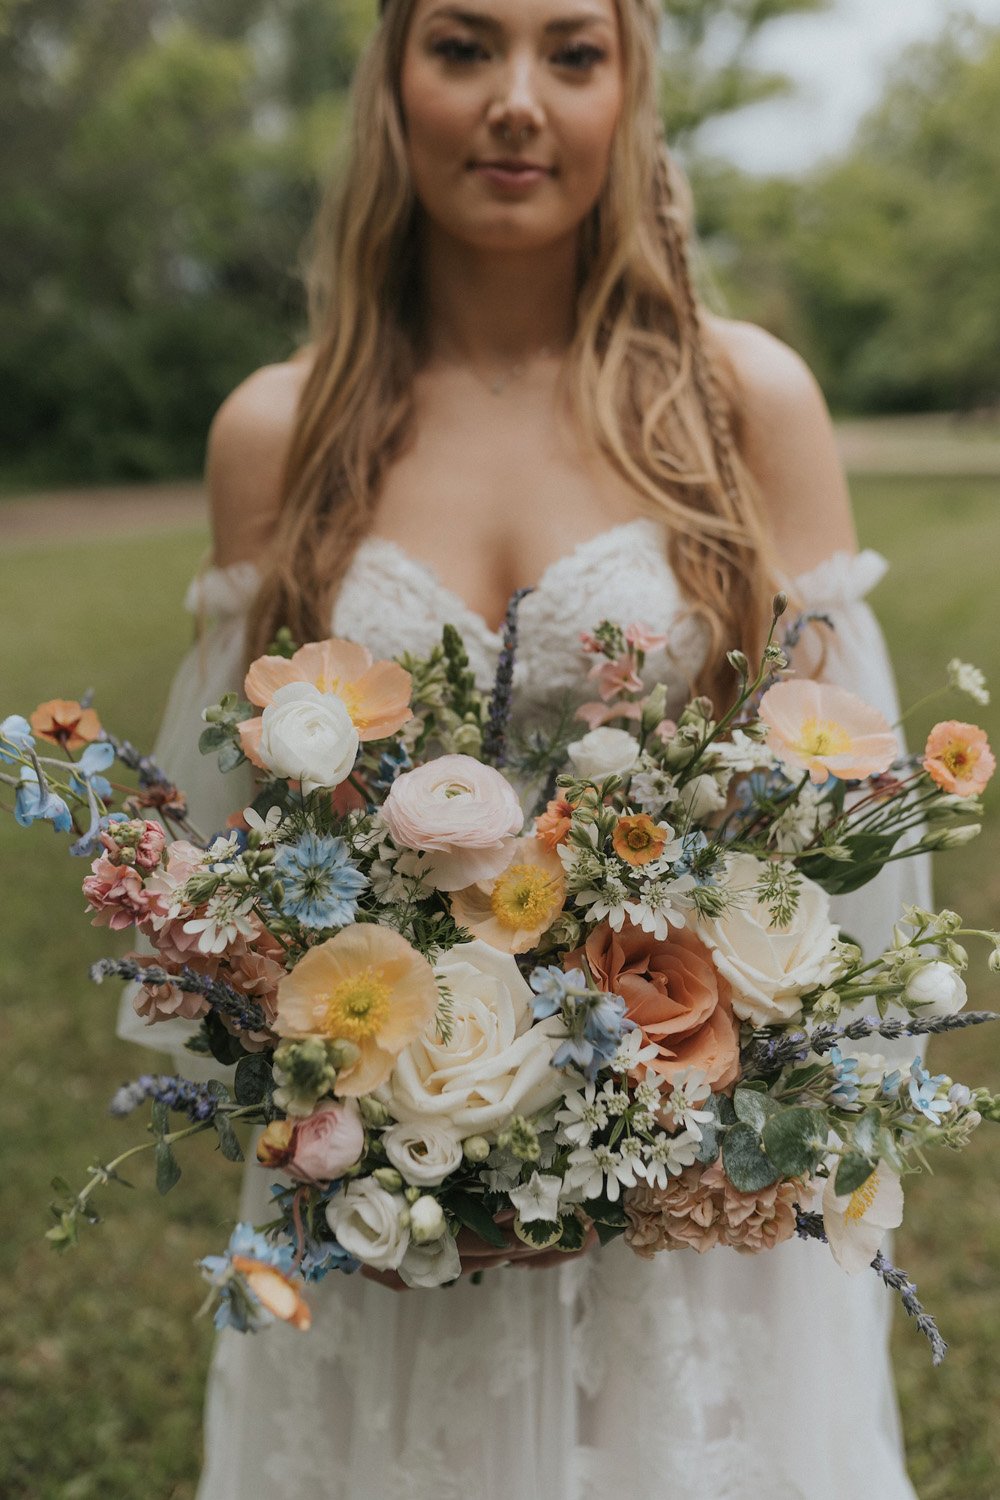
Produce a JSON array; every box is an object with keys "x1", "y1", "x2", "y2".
[
  {"x1": 274, "y1": 833, "x2": 369, "y2": 929},
  {"x1": 828, "y1": 1046, "x2": 862, "y2": 1108},
  {"x1": 907, "y1": 1059, "x2": 950, "y2": 1125},
  {"x1": 198, "y1": 1222, "x2": 300, "y2": 1333},
  {"x1": 14, "y1": 768, "x2": 72, "y2": 833},
  {"x1": 673, "y1": 830, "x2": 722, "y2": 883},
  {"x1": 69, "y1": 740, "x2": 116, "y2": 801},
  {"x1": 0, "y1": 714, "x2": 34, "y2": 763}
]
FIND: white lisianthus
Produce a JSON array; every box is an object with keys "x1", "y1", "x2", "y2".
[
  {"x1": 325, "y1": 1180, "x2": 410, "y2": 1270},
  {"x1": 257, "y1": 682, "x2": 359, "y2": 792},
  {"x1": 903, "y1": 961, "x2": 968, "y2": 1018},
  {"x1": 676, "y1": 772, "x2": 729, "y2": 821},
  {"x1": 382, "y1": 1121, "x2": 465, "y2": 1187},
  {"x1": 378, "y1": 940, "x2": 565, "y2": 1135},
  {"x1": 398, "y1": 1230, "x2": 462, "y2": 1288},
  {"x1": 822, "y1": 1164, "x2": 904, "y2": 1274},
  {"x1": 696, "y1": 853, "x2": 839, "y2": 1026},
  {"x1": 567, "y1": 726, "x2": 640, "y2": 780},
  {"x1": 408, "y1": 1195, "x2": 447, "y2": 1244},
  {"x1": 509, "y1": 1171, "x2": 563, "y2": 1225}
]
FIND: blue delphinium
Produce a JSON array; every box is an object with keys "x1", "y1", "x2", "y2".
[
  {"x1": 274, "y1": 832, "x2": 368, "y2": 929},
  {"x1": 14, "y1": 768, "x2": 72, "y2": 832},
  {"x1": 907, "y1": 1059, "x2": 950, "y2": 1125},
  {"x1": 827, "y1": 1046, "x2": 862, "y2": 1109},
  {"x1": 266, "y1": 1185, "x2": 360, "y2": 1281},
  {"x1": 199, "y1": 1222, "x2": 299, "y2": 1333},
  {"x1": 68, "y1": 740, "x2": 116, "y2": 801},
  {"x1": 0, "y1": 714, "x2": 34, "y2": 762}
]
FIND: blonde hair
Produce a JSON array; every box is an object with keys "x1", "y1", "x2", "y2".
[{"x1": 245, "y1": 0, "x2": 782, "y2": 711}]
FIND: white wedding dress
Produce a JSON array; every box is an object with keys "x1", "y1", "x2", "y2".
[{"x1": 117, "y1": 517, "x2": 930, "y2": 1500}]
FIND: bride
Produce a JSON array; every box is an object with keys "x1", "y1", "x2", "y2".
[{"x1": 117, "y1": 0, "x2": 931, "y2": 1494}]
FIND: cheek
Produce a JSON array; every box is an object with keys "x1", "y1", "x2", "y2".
[
  {"x1": 401, "y1": 59, "x2": 479, "y2": 175},
  {"x1": 558, "y1": 83, "x2": 622, "y2": 195}
]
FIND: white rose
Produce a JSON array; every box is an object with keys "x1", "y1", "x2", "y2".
[
  {"x1": 257, "y1": 682, "x2": 359, "y2": 792},
  {"x1": 696, "y1": 853, "x2": 839, "y2": 1026},
  {"x1": 904, "y1": 961, "x2": 968, "y2": 1018},
  {"x1": 382, "y1": 1121, "x2": 465, "y2": 1187},
  {"x1": 409, "y1": 1195, "x2": 447, "y2": 1243},
  {"x1": 324, "y1": 1180, "x2": 410, "y2": 1270},
  {"x1": 379, "y1": 939, "x2": 565, "y2": 1135},
  {"x1": 676, "y1": 772, "x2": 729, "y2": 821},
  {"x1": 398, "y1": 1230, "x2": 462, "y2": 1288},
  {"x1": 567, "y1": 727, "x2": 639, "y2": 780}
]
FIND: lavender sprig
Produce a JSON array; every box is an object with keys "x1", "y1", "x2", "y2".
[
  {"x1": 482, "y1": 587, "x2": 533, "y2": 768},
  {"x1": 110, "y1": 1073, "x2": 223, "y2": 1123},
  {"x1": 796, "y1": 1210, "x2": 948, "y2": 1364},
  {"x1": 746, "y1": 1010, "x2": 1000, "y2": 1073},
  {"x1": 90, "y1": 956, "x2": 268, "y2": 1033},
  {"x1": 99, "y1": 733, "x2": 173, "y2": 790}
]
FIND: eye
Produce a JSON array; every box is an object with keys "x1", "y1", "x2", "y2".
[
  {"x1": 432, "y1": 36, "x2": 488, "y2": 65},
  {"x1": 553, "y1": 43, "x2": 606, "y2": 71}
]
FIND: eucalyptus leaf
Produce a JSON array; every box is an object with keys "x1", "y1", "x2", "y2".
[
  {"x1": 234, "y1": 1053, "x2": 275, "y2": 1107},
  {"x1": 834, "y1": 1153, "x2": 877, "y2": 1196},
  {"x1": 214, "y1": 1113, "x2": 245, "y2": 1163},
  {"x1": 198, "y1": 725, "x2": 229, "y2": 752},
  {"x1": 151, "y1": 1099, "x2": 169, "y2": 1137},
  {"x1": 217, "y1": 740, "x2": 247, "y2": 774},
  {"x1": 807, "y1": 833, "x2": 901, "y2": 896},
  {"x1": 734, "y1": 1086, "x2": 781, "y2": 1133},
  {"x1": 155, "y1": 1140, "x2": 182, "y2": 1195},
  {"x1": 722, "y1": 1123, "x2": 781, "y2": 1193},
  {"x1": 761, "y1": 1107, "x2": 827, "y2": 1177},
  {"x1": 202, "y1": 1013, "x2": 246, "y2": 1067}
]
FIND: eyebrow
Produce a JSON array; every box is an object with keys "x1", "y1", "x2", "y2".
[{"x1": 423, "y1": 6, "x2": 613, "y2": 34}]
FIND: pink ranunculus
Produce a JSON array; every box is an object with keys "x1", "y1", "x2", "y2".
[
  {"x1": 287, "y1": 1101, "x2": 365, "y2": 1186},
  {"x1": 82, "y1": 856, "x2": 156, "y2": 930},
  {"x1": 381, "y1": 754, "x2": 524, "y2": 892}
]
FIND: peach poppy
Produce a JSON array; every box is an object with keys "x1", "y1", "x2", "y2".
[
  {"x1": 230, "y1": 1256, "x2": 312, "y2": 1331},
  {"x1": 612, "y1": 814, "x2": 669, "y2": 867},
  {"x1": 923, "y1": 720, "x2": 996, "y2": 797},
  {"x1": 244, "y1": 638, "x2": 412, "y2": 741},
  {"x1": 30, "y1": 698, "x2": 102, "y2": 751},
  {"x1": 274, "y1": 924, "x2": 439, "y2": 1097},
  {"x1": 572, "y1": 920, "x2": 740, "y2": 1096},
  {"x1": 758, "y1": 680, "x2": 898, "y2": 784},
  {"x1": 535, "y1": 796, "x2": 575, "y2": 852},
  {"x1": 450, "y1": 837, "x2": 566, "y2": 955}
]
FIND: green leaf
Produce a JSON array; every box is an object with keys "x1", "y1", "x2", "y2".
[
  {"x1": 202, "y1": 1013, "x2": 246, "y2": 1066},
  {"x1": 853, "y1": 1107, "x2": 881, "y2": 1159},
  {"x1": 448, "y1": 1191, "x2": 509, "y2": 1249},
  {"x1": 781, "y1": 1063, "x2": 826, "y2": 1095},
  {"x1": 234, "y1": 1053, "x2": 275, "y2": 1107},
  {"x1": 50, "y1": 1176, "x2": 72, "y2": 1196},
  {"x1": 733, "y1": 1086, "x2": 781, "y2": 1133},
  {"x1": 151, "y1": 1099, "x2": 169, "y2": 1137},
  {"x1": 761, "y1": 1107, "x2": 827, "y2": 1176},
  {"x1": 834, "y1": 1153, "x2": 877, "y2": 1196},
  {"x1": 594, "y1": 1217, "x2": 626, "y2": 1246},
  {"x1": 217, "y1": 740, "x2": 246, "y2": 774},
  {"x1": 155, "y1": 1140, "x2": 182, "y2": 1196},
  {"x1": 513, "y1": 1217, "x2": 561, "y2": 1250},
  {"x1": 807, "y1": 833, "x2": 901, "y2": 895},
  {"x1": 722, "y1": 1123, "x2": 781, "y2": 1192},
  {"x1": 214, "y1": 1113, "x2": 245, "y2": 1163},
  {"x1": 556, "y1": 1213, "x2": 588, "y2": 1253},
  {"x1": 198, "y1": 725, "x2": 229, "y2": 752}
]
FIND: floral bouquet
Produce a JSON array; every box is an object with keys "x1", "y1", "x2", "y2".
[{"x1": 4, "y1": 592, "x2": 999, "y2": 1362}]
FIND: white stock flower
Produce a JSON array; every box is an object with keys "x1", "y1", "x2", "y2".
[
  {"x1": 903, "y1": 961, "x2": 968, "y2": 1019},
  {"x1": 257, "y1": 682, "x2": 360, "y2": 792},
  {"x1": 823, "y1": 1164, "x2": 904, "y2": 1275},
  {"x1": 378, "y1": 940, "x2": 565, "y2": 1135},
  {"x1": 382, "y1": 1121, "x2": 465, "y2": 1187},
  {"x1": 325, "y1": 1180, "x2": 410, "y2": 1270},
  {"x1": 567, "y1": 727, "x2": 640, "y2": 780},
  {"x1": 398, "y1": 1231, "x2": 462, "y2": 1288},
  {"x1": 509, "y1": 1171, "x2": 563, "y2": 1225},
  {"x1": 696, "y1": 853, "x2": 839, "y2": 1026}
]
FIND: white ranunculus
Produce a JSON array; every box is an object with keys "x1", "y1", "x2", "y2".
[
  {"x1": 382, "y1": 1121, "x2": 465, "y2": 1187},
  {"x1": 567, "y1": 727, "x2": 640, "y2": 780},
  {"x1": 398, "y1": 1230, "x2": 462, "y2": 1288},
  {"x1": 378, "y1": 939, "x2": 565, "y2": 1135},
  {"x1": 257, "y1": 682, "x2": 359, "y2": 792},
  {"x1": 325, "y1": 1180, "x2": 409, "y2": 1270},
  {"x1": 696, "y1": 853, "x2": 839, "y2": 1026},
  {"x1": 904, "y1": 961, "x2": 968, "y2": 1018}
]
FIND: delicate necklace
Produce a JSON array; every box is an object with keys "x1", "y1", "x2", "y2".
[{"x1": 459, "y1": 345, "x2": 558, "y2": 397}]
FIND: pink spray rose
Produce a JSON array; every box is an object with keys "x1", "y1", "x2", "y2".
[
  {"x1": 381, "y1": 754, "x2": 524, "y2": 891},
  {"x1": 287, "y1": 1101, "x2": 365, "y2": 1186}
]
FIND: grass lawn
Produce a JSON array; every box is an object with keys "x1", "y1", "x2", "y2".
[{"x1": 1, "y1": 483, "x2": 998, "y2": 1498}]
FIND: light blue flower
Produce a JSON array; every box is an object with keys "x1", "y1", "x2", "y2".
[
  {"x1": 907, "y1": 1059, "x2": 950, "y2": 1125},
  {"x1": 274, "y1": 833, "x2": 368, "y2": 929},
  {"x1": 69, "y1": 740, "x2": 116, "y2": 801},
  {"x1": 528, "y1": 964, "x2": 589, "y2": 1020},
  {"x1": 828, "y1": 1046, "x2": 862, "y2": 1108},
  {"x1": 198, "y1": 1221, "x2": 300, "y2": 1333},
  {"x1": 14, "y1": 768, "x2": 72, "y2": 833},
  {"x1": 0, "y1": 714, "x2": 34, "y2": 763},
  {"x1": 880, "y1": 1070, "x2": 902, "y2": 1100}
]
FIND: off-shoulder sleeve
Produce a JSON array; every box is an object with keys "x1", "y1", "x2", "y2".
[
  {"x1": 114, "y1": 562, "x2": 261, "y2": 1075},
  {"x1": 785, "y1": 550, "x2": 933, "y2": 1066}
]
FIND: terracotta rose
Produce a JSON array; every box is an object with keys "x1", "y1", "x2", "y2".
[{"x1": 571, "y1": 920, "x2": 740, "y2": 1097}]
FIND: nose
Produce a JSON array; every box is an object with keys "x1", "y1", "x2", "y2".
[{"x1": 486, "y1": 54, "x2": 545, "y2": 142}]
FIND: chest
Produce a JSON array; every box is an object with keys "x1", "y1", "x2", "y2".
[{"x1": 371, "y1": 366, "x2": 647, "y2": 633}]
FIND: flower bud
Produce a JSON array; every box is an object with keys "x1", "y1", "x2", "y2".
[
  {"x1": 924, "y1": 823, "x2": 982, "y2": 850},
  {"x1": 409, "y1": 1195, "x2": 446, "y2": 1244},
  {"x1": 358, "y1": 1096, "x2": 391, "y2": 1128},
  {"x1": 772, "y1": 592, "x2": 788, "y2": 619},
  {"x1": 329, "y1": 1039, "x2": 361, "y2": 1071},
  {"x1": 373, "y1": 1167, "x2": 404, "y2": 1193},
  {"x1": 256, "y1": 1119, "x2": 296, "y2": 1168},
  {"x1": 462, "y1": 1135, "x2": 491, "y2": 1163},
  {"x1": 727, "y1": 650, "x2": 750, "y2": 678},
  {"x1": 988, "y1": 948, "x2": 1000, "y2": 975}
]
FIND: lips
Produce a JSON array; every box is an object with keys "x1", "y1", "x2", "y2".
[{"x1": 474, "y1": 158, "x2": 553, "y2": 173}]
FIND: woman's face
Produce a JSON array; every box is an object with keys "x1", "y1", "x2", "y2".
[{"x1": 400, "y1": 0, "x2": 624, "y2": 253}]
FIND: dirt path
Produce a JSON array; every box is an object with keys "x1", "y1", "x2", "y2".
[{"x1": 2, "y1": 481, "x2": 206, "y2": 546}]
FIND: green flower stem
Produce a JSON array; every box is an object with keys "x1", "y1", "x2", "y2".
[{"x1": 75, "y1": 1104, "x2": 263, "y2": 1211}]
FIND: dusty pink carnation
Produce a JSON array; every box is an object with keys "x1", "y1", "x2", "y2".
[
  {"x1": 623, "y1": 1159, "x2": 801, "y2": 1256},
  {"x1": 381, "y1": 753, "x2": 523, "y2": 891},
  {"x1": 83, "y1": 856, "x2": 157, "y2": 931},
  {"x1": 287, "y1": 1101, "x2": 365, "y2": 1185}
]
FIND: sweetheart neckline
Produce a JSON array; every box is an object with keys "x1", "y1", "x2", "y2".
[{"x1": 357, "y1": 516, "x2": 667, "y2": 641}]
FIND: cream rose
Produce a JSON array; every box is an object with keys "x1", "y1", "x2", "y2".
[
  {"x1": 566, "y1": 726, "x2": 640, "y2": 780},
  {"x1": 257, "y1": 682, "x2": 359, "y2": 792},
  {"x1": 379, "y1": 939, "x2": 565, "y2": 1135},
  {"x1": 325, "y1": 1180, "x2": 410, "y2": 1270},
  {"x1": 696, "y1": 853, "x2": 839, "y2": 1026},
  {"x1": 382, "y1": 1121, "x2": 465, "y2": 1187},
  {"x1": 381, "y1": 754, "x2": 524, "y2": 892}
]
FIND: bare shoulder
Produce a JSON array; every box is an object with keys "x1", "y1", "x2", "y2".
[
  {"x1": 704, "y1": 314, "x2": 858, "y2": 576},
  {"x1": 206, "y1": 349, "x2": 314, "y2": 567}
]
